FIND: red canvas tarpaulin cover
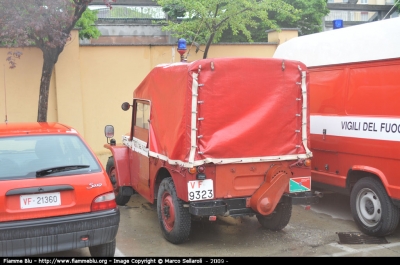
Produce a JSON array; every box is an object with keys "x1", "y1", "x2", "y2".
[{"x1": 133, "y1": 57, "x2": 310, "y2": 167}]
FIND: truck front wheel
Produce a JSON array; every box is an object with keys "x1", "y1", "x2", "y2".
[
  {"x1": 350, "y1": 177, "x2": 400, "y2": 236},
  {"x1": 256, "y1": 196, "x2": 292, "y2": 231},
  {"x1": 157, "y1": 177, "x2": 191, "y2": 244},
  {"x1": 106, "y1": 156, "x2": 131, "y2": 206}
]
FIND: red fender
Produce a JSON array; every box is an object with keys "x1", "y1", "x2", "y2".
[
  {"x1": 351, "y1": 165, "x2": 391, "y2": 196},
  {"x1": 104, "y1": 144, "x2": 131, "y2": 187}
]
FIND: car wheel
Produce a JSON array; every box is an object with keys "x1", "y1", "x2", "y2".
[
  {"x1": 350, "y1": 177, "x2": 400, "y2": 236},
  {"x1": 106, "y1": 156, "x2": 131, "y2": 206},
  {"x1": 157, "y1": 177, "x2": 191, "y2": 244},
  {"x1": 256, "y1": 196, "x2": 292, "y2": 231},
  {"x1": 89, "y1": 239, "x2": 116, "y2": 257}
]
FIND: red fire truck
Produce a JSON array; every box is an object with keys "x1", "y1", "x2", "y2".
[
  {"x1": 104, "y1": 57, "x2": 318, "y2": 244},
  {"x1": 274, "y1": 18, "x2": 400, "y2": 236}
]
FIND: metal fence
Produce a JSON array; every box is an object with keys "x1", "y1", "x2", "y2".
[{"x1": 95, "y1": 6, "x2": 166, "y2": 19}]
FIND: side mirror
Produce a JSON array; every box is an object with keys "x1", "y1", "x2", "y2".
[
  {"x1": 104, "y1": 125, "x2": 114, "y2": 138},
  {"x1": 121, "y1": 102, "x2": 131, "y2": 111}
]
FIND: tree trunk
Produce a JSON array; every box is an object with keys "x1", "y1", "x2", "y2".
[
  {"x1": 203, "y1": 32, "x2": 216, "y2": 59},
  {"x1": 37, "y1": 48, "x2": 59, "y2": 122}
]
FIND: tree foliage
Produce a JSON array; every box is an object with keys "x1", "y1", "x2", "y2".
[
  {"x1": 271, "y1": 0, "x2": 329, "y2": 36},
  {"x1": 0, "y1": 0, "x2": 111, "y2": 122},
  {"x1": 75, "y1": 9, "x2": 101, "y2": 40},
  {"x1": 157, "y1": 0, "x2": 299, "y2": 59}
]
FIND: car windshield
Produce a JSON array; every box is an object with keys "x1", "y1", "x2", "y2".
[{"x1": 0, "y1": 134, "x2": 101, "y2": 180}]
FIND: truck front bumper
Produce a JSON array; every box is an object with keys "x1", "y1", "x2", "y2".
[{"x1": 189, "y1": 191, "x2": 319, "y2": 217}]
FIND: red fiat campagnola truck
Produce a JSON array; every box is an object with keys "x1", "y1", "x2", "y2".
[{"x1": 104, "y1": 57, "x2": 319, "y2": 244}]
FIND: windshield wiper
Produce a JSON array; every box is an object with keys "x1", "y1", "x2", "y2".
[{"x1": 36, "y1": 165, "x2": 90, "y2": 178}]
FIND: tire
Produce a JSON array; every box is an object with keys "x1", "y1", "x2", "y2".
[
  {"x1": 89, "y1": 239, "x2": 116, "y2": 257},
  {"x1": 106, "y1": 156, "x2": 131, "y2": 206},
  {"x1": 256, "y1": 196, "x2": 292, "y2": 231},
  {"x1": 350, "y1": 177, "x2": 400, "y2": 236},
  {"x1": 157, "y1": 177, "x2": 191, "y2": 244}
]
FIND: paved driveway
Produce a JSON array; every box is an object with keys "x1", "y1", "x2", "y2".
[{"x1": 36, "y1": 192, "x2": 400, "y2": 257}]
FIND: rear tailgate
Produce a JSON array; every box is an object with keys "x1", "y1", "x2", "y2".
[{"x1": 0, "y1": 172, "x2": 112, "y2": 222}]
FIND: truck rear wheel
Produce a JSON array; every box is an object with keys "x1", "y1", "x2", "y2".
[
  {"x1": 350, "y1": 177, "x2": 400, "y2": 236},
  {"x1": 256, "y1": 196, "x2": 292, "y2": 231},
  {"x1": 157, "y1": 177, "x2": 191, "y2": 244},
  {"x1": 106, "y1": 156, "x2": 131, "y2": 206}
]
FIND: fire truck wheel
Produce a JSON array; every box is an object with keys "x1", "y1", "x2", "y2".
[
  {"x1": 89, "y1": 238, "x2": 116, "y2": 257},
  {"x1": 157, "y1": 177, "x2": 191, "y2": 244},
  {"x1": 256, "y1": 196, "x2": 292, "y2": 231},
  {"x1": 106, "y1": 156, "x2": 131, "y2": 206},
  {"x1": 350, "y1": 177, "x2": 400, "y2": 236}
]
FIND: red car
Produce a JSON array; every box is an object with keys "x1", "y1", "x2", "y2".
[{"x1": 0, "y1": 122, "x2": 119, "y2": 257}]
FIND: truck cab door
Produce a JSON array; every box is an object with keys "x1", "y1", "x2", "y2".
[{"x1": 129, "y1": 100, "x2": 151, "y2": 200}]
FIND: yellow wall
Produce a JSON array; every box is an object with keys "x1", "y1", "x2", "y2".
[
  {"x1": 56, "y1": 32, "x2": 85, "y2": 136},
  {"x1": 0, "y1": 48, "x2": 57, "y2": 122},
  {"x1": 267, "y1": 30, "x2": 299, "y2": 45},
  {"x1": 0, "y1": 29, "x2": 297, "y2": 167}
]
